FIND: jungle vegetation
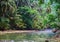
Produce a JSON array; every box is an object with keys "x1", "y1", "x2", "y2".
[{"x1": 0, "y1": 0, "x2": 60, "y2": 30}]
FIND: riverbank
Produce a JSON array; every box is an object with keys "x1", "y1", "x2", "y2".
[
  {"x1": 0, "y1": 30, "x2": 37, "y2": 35},
  {"x1": 0, "y1": 30, "x2": 60, "y2": 38}
]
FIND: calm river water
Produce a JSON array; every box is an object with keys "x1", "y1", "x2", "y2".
[{"x1": 0, "y1": 29, "x2": 57, "y2": 42}]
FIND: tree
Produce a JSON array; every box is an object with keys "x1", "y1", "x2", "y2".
[
  {"x1": 0, "y1": 0, "x2": 17, "y2": 30},
  {"x1": 38, "y1": 0, "x2": 60, "y2": 29}
]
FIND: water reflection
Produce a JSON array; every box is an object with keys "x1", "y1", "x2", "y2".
[
  {"x1": 0, "y1": 40, "x2": 36, "y2": 42},
  {"x1": 0, "y1": 40, "x2": 14, "y2": 42}
]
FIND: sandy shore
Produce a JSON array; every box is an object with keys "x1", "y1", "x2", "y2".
[{"x1": 0, "y1": 30, "x2": 36, "y2": 35}]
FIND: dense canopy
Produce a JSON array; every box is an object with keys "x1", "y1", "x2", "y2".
[{"x1": 0, "y1": 0, "x2": 60, "y2": 30}]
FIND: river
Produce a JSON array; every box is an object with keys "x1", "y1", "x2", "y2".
[{"x1": 0, "y1": 29, "x2": 59, "y2": 42}]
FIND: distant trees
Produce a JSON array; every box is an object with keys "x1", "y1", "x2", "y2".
[{"x1": 0, "y1": 0, "x2": 60, "y2": 30}]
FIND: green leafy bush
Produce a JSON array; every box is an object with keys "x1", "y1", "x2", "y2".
[
  {"x1": 17, "y1": 6, "x2": 42, "y2": 29},
  {"x1": 0, "y1": 17, "x2": 10, "y2": 30}
]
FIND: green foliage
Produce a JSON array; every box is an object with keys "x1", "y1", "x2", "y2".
[
  {"x1": 39, "y1": 0, "x2": 60, "y2": 29},
  {"x1": 0, "y1": 0, "x2": 17, "y2": 30},
  {"x1": 17, "y1": 6, "x2": 41, "y2": 29},
  {"x1": 0, "y1": 0, "x2": 60, "y2": 30},
  {"x1": 14, "y1": 14, "x2": 26, "y2": 29},
  {"x1": 0, "y1": 17, "x2": 10, "y2": 30}
]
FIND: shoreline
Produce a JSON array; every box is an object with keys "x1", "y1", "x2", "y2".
[
  {"x1": 0, "y1": 30, "x2": 60, "y2": 39},
  {"x1": 0, "y1": 30, "x2": 37, "y2": 35}
]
